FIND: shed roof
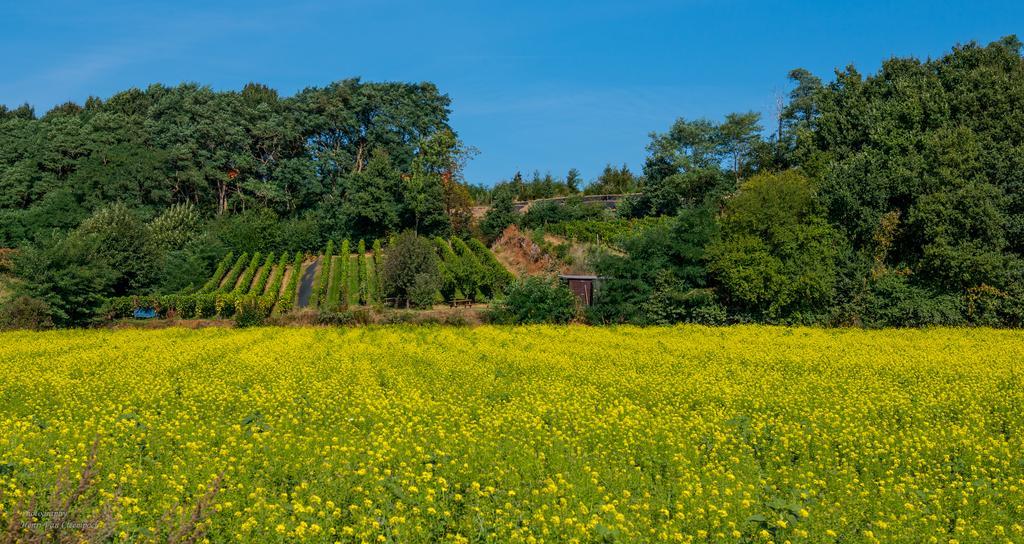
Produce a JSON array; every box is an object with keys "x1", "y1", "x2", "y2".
[{"x1": 558, "y1": 274, "x2": 600, "y2": 280}]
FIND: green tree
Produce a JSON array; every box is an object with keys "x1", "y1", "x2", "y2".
[
  {"x1": 379, "y1": 231, "x2": 440, "y2": 308},
  {"x1": 707, "y1": 170, "x2": 840, "y2": 320}
]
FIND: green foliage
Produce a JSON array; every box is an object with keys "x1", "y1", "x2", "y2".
[
  {"x1": 199, "y1": 252, "x2": 235, "y2": 293},
  {"x1": 148, "y1": 203, "x2": 202, "y2": 251},
  {"x1": 213, "y1": 209, "x2": 281, "y2": 254},
  {"x1": 233, "y1": 295, "x2": 274, "y2": 328},
  {"x1": 451, "y1": 238, "x2": 488, "y2": 301},
  {"x1": 583, "y1": 164, "x2": 640, "y2": 195},
  {"x1": 802, "y1": 37, "x2": 1024, "y2": 302},
  {"x1": 231, "y1": 252, "x2": 262, "y2": 294},
  {"x1": 0, "y1": 80, "x2": 452, "y2": 246},
  {"x1": 277, "y1": 252, "x2": 303, "y2": 313},
  {"x1": 380, "y1": 232, "x2": 440, "y2": 308},
  {"x1": 434, "y1": 238, "x2": 461, "y2": 301},
  {"x1": 543, "y1": 216, "x2": 671, "y2": 247},
  {"x1": 76, "y1": 202, "x2": 162, "y2": 294},
  {"x1": 217, "y1": 253, "x2": 250, "y2": 294},
  {"x1": 313, "y1": 241, "x2": 335, "y2": 308},
  {"x1": 489, "y1": 277, "x2": 577, "y2": 324},
  {"x1": 346, "y1": 255, "x2": 360, "y2": 306},
  {"x1": 264, "y1": 252, "x2": 289, "y2": 301},
  {"x1": 860, "y1": 273, "x2": 966, "y2": 328},
  {"x1": 0, "y1": 295, "x2": 54, "y2": 330},
  {"x1": 590, "y1": 206, "x2": 717, "y2": 324},
  {"x1": 467, "y1": 238, "x2": 514, "y2": 296},
  {"x1": 519, "y1": 196, "x2": 606, "y2": 230},
  {"x1": 325, "y1": 241, "x2": 348, "y2": 310},
  {"x1": 354, "y1": 240, "x2": 365, "y2": 305},
  {"x1": 707, "y1": 170, "x2": 840, "y2": 320},
  {"x1": 479, "y1": 192, "x2": 520, "y2": 243},
  {"x1": 250, "y1": 253, "x2": 276, "y2": 295}
]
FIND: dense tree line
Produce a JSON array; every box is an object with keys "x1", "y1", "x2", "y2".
[
  {"x1": 584, "y1": 36, "x2": 1024, "y2": 327},
  {"x1": 0, "y1": 79, "x2": 469, "y2": 245},
  {"x1": 3, "y1": 36, "x2": 1024, "y2": 328},
  {"x1": 0, "y1": 79, "x2": 480, "y2": 326}
]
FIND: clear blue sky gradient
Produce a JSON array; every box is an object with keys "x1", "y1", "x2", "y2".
[{"x1": 2, "y1": 1, "x2": 1021, "y2": 185}]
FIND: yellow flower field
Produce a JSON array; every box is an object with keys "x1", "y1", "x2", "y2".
[{"x1": 1, "y1": 326, "x2": 1023, "y2": 543}]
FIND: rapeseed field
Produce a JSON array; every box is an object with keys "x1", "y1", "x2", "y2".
[{"x1": 1, "y1": 326, "x2": 1022, "y2": 543}]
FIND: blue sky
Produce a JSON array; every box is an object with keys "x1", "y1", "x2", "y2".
[{"x1": 2, "y1": 1, "x2": 1021, "y2": 185}]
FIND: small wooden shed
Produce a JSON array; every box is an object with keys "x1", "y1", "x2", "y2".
[{"x1": 558, "y1": 274, "x2": 600, "y2": 306}]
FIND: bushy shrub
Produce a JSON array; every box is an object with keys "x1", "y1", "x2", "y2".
[
  {"x1": 0, "y1": 295, "x2": 54, "y2": 330},
  {"x1": 409, "y1": 273, "x2": 441, "y2": 309},
  {"x1": 489, "y1": 277, "x2": 577, "y2": 324},
  {"x1": 357, "y1": 239, "x2": 368, "y2": 304},
  {"x1": 862, "y1": 274, "x2": 965, "y2": 328},
  {"x1": 380, "y1": 232, "x2": 440, "y2": 308},
  {"x1": 234, "y1": 295, "x2": 274, "y2": 328}
]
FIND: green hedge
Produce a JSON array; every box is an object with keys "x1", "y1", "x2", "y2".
[
  {"x1": 313, "y1": 241, "x2": 334, "y2": 308},
  {"x1": 264, "y1": 252, "x2": 289, "y2": 301},
  {"x1": 199, "y1": 251, "x2": 234, "y2": 293},
  {"x1": 543, "y1": 216, "x2": 670, "y2": 247},
  {"x1": 250, "y1": 252, "x2": 276, "y2": 295},
  {"x1": 102, "y1": 293, "x2": 274, "y2": 320},
  {"x1": 468, "y1": 238, "x2": 515, "y2": 297},
  {"x1": 217, "y1": 252, "x2": 249, "y2": 293},
  {"x1": 232, "y1": 252, "x2": 262, "y2": 294},
  {"x1": 277, "y1": 252, "x2": 304, "y2": 313}
]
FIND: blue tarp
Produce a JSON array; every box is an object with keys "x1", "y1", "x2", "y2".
[{"x1": 133, "y1": 308, "x2": 157, "y2": 319}]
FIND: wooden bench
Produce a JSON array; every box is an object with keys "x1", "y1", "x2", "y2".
[{"x1": 449, "y1": 298, "x2": 472, "y2": 308}]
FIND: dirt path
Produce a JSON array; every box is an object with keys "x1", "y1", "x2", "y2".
[{"x1": 296, "y1": 257, "x2": 320, "y2": 308}]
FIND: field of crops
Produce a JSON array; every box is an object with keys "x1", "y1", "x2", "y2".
[{"x1": 1, "y1": 326, "x2": 1023, "y2": 543}]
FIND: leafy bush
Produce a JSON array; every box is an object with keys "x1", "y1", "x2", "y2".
[
  {"x1": 0, "y1": 295, "x2": 54, "y2": 330},
  {"x1": 199, "y1": 252, "x2": 235, "y2": 293},
  {"x1": 862, "y1": 274, "x2": 965, "y2": 328},
  {"x1": 451, "y1": 238, "x2": 488, "y2": 301},
  {"x1": 543, "y1": 216, "x2": 670, "y2": 247},
  {"x1": 372, "y1": 239, "x2": 384, "y2": 297},
  {"x1": 357, "y1": 239, "x2": 368, "y2": 304},
  {"x1": 519, "y1": 196, "x2": 606, "y2": 230},
  {"x1": 409, "y1": 273, "x2": 441, "y2": 309},
  {"x1": 480, "y1": 192, "x2": 520, "y2": 243},
  {"x1": 325, "y1": 241, "x2": 347, "y2": 310},
  {"x1": 11, "y1": 230, "x2": 118, "y2": 327},
  {"x1": 234, "y1": 295, "x2": 274, "y2": 328},
  {"x1": 489, "y1": 277, "x2": 577, "y2": 324},
  {"x1": 380, "y1": 232, "x2": 440, "y2": 308}
]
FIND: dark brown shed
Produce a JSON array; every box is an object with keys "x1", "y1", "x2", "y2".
[{"x1": 558, "y1": 274, "x2": 600, "y2": 306}]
